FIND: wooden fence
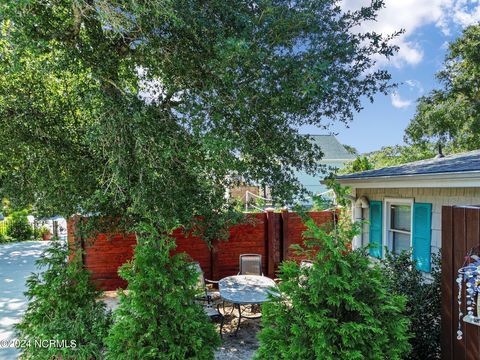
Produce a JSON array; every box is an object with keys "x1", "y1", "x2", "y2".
[
  {"x1": 442, "y1": 205, "x2": 480, "y2": 360},
  {"x1": 68, "y1": 210, "x2": 336, "y2": 291}
]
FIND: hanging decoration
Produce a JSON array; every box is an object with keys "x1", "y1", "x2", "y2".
[{"x1": 456, "y1": 250, "x2": 480, "y2": 340}]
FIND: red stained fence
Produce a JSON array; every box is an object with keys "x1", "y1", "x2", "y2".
[{"x1": 68, "y1": 210, "x2": 335, "y2": 291}]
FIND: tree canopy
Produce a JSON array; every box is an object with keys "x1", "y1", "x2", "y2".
[
  {"x1": 338, "y1": 154, "x2": 372, "y2": 174},
  {"x1": 0, "y1": 0, "x2": 399, "y2": 231},
  {"x1": 405, "y1": 24, "x2": 480, "y2": 152}
]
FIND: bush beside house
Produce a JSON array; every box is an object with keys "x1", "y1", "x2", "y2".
[
  {"x1": 255, "y1": 213, "x2": 411, "y2": 360},
  {"x1": 381, "y1": 251, "x2": 442, "y2": 360}
]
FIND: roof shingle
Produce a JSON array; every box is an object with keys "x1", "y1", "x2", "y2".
[
  {"x1": 307, "y1": 135, "x2": 356, "y2": 160},
  {"x1": 337, "y1": 149, "x2": 480, "y2": 180}
]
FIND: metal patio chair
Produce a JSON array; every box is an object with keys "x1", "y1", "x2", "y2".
[
  {"x1": 298, "y1": 259, "x2": 314, "y2": 287},
  {"x1": 238, "y1": 254, "x2": 263, "y2": 276},
  {"x1": 237, "y1": 254, "x2": 263, "y2": 314},
  {"x1": 300, "y1": 259, "x2": 314, "y2": 269},
  {"x1": 190, "y1": 262, "x2": 224, "y2": 337},
  {"x1": 191, "y1": 262, "x2": 218, "y2": 303}
]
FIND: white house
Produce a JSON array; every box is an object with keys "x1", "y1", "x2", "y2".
[{"x1": 336, "y1": 149, "x2": 480, "y2": 272}]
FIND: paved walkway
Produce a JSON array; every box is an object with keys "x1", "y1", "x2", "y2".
[{"x1": 0, "y1": 241, "x2": 53, "y2": 360}]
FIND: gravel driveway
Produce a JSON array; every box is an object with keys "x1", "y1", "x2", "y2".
[{"x1": 0, "y1": 241, "x2": 54, "y2": 360}]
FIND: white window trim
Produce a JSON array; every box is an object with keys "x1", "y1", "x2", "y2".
[{"x1": 382, "y1": 197, "x2": 414, "y2": 257}]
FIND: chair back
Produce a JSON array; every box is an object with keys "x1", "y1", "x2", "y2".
[
  {"x1": 191, "y1": 262, "x2": 205, "y2": 290},
  {"x1": 239, "y1": 254, "x2": 263, "y2": 275},
  {"x1": 300, "y1": 260, "x2": 314, "y2": 269}
]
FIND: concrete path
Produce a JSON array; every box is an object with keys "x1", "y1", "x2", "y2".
[{"x1": 0, "y1": 241, "x2": 54, "y2": 360}]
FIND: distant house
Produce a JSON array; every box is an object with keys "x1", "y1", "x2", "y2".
[
  {"x1": 336, "y1": 149, "x2": 480, "y2": 272},
  {"x1": 296, "y1": 135, "x2": 356, "y2": 195},
  {"x1": 228, "y1": 135, "x2": 355, "y2": 205}
]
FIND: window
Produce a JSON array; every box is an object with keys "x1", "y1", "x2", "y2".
[
  {"x1": 384, "y1": 198, "x2": 413, "y2": 255},
  {"x1": 368, "y1": 197, "x2": 432, "y2": 272}
]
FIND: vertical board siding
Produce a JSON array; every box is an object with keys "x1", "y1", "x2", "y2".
[
  {"x1": 68, "y1": 211, "x2": 335, "y2": 291},
  {"x1": 442, "y1": 206, "x2": 480, "y2": 360}
]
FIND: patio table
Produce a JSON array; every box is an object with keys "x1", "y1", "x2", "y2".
[{"x1": 218, "y1": 275, "x2": 277, "y2": 335}]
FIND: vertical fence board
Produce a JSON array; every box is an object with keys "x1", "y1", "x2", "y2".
[
  {"x1": 281, "y1": 210, "x2": 289, "y2": 262},
  {"x1": 465, "y1": 208, "x2": 480, "y2": 360},
  {"x1": 266, "y1": 211, "x2": 282, "y2": 278},
  {"x1": 453, "y1": 207, "x2": 467, "y2": 360},
  {"x1": 442, "y1": 206, "x2": 454, "y2": 360}
]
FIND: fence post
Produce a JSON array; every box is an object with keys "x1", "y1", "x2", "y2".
[
  {"x1": 211, "y1": 239, "x2": 219, "y2": 281},
  {"x1": 265, "y1": 208, "x2": 281, "y2": 278},
  {"x1": 281, "y1": 209, "x2": 289, "y2": 262}
]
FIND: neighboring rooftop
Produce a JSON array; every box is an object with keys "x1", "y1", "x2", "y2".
[
  {"x1": 307, "y1": 135, "x2": 356, "y2": 160},
  {"x1": 337, "y1": 149, "x2": 480, "y2": 180}
]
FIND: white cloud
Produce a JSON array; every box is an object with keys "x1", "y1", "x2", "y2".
[
  {"x1": 341, "y1": 0, "x2": 480, "y2": 68},
  {"x1": 389, "y1": 79, "x2": 424, "y2": 108},
  {"x1": 405, "y1": 79, "x2": 424, "y2": 94},
  {"x1": 450, "y1": 0, "x2": 480, "y2": 27},
  {"x1": 390, "y1": 92, "x2": 412, "y2": 108}
]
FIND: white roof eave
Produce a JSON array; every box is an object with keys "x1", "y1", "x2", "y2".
[{"x1": 335, "y1": 170, "x2": 480, "y2": 189}]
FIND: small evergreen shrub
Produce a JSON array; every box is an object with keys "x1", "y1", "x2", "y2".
[
  {"x1": 6, "y1": 210, "x2": 33, "y2": 241},
  {"x1": 381, "y1": 251, "x2": 441, "y2": 360},
  {"x1": 0, "y1": 231, "x2": 12, "y2": 243},
  {"x1": 16, "y1": 241, "x2": 112, "y2": 359},
  {"x1": 256, "y1": 214, "x2": 411, "y2": 360},
  {"x1": 105, "y1": 224, "x2": 220, "y2": 360}
]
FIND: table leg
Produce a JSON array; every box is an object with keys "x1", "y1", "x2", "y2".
[
  {"x1": 235, "y1": 303, "x2": 242, "y2": 336},
  {"x1": 223, "y1": 301, "x2": 235, "y2": 316}
]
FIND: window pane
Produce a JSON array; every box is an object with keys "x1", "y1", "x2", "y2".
[
  {"x1": 393, "y1": 232, "x2": 410, "y2": 255},
  {"x1": 390, "y1": 205, "x2": 411, "y2": 231}
]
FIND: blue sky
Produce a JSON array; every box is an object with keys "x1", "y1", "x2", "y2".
[{"x1": 301, "y1": 0, "x2": 480, "y2": 154}]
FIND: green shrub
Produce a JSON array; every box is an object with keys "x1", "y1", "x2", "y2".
[
  {"x1": 381, "y1": 251, "x2": 441, "y2": 360},
  {"x1": 0, "y1": 232, "x2": 12, "y2": 243},
  {"x1": 32, "y1": 227, "x2": 41, "y2": 240},
  {"x1": 16, "y1": 241, "x2": 112, "y2": 359},
  {"x1": 6, "y1": 210, "x2": 33, "y2": 241},
  {"x1": 255, "y1": 214, "x2": 411, "y2": 360},
  {"x1": 105, "y1": 223, "x2": 220, "y2": 360}
]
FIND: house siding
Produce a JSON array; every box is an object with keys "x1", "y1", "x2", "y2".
[
  {"x1": 356, "y1": 187, "x2": 480, "y2": 255},
  {"x1": 295, "y1": 160, "x2": 351, "y2": 195}
]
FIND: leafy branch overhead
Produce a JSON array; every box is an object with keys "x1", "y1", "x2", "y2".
[
  {"x1": 0, "y1": 0, "x2": 399, "y2": 230},
  {"x1": 405, "y1": 24, "x2": 480, "y2": 152}
]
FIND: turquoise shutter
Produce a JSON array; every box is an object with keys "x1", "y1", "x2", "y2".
[
  {"x1": 412, "y1": 203, "x2": 432, "y2": 272},
  {"x1": 369, "y1": 201, "x2": 383, "y2": 258}
]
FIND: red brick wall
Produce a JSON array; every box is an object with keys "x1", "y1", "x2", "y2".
[{"x1": 69, "y1": 211, "x2": 335, "y2": 291}]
